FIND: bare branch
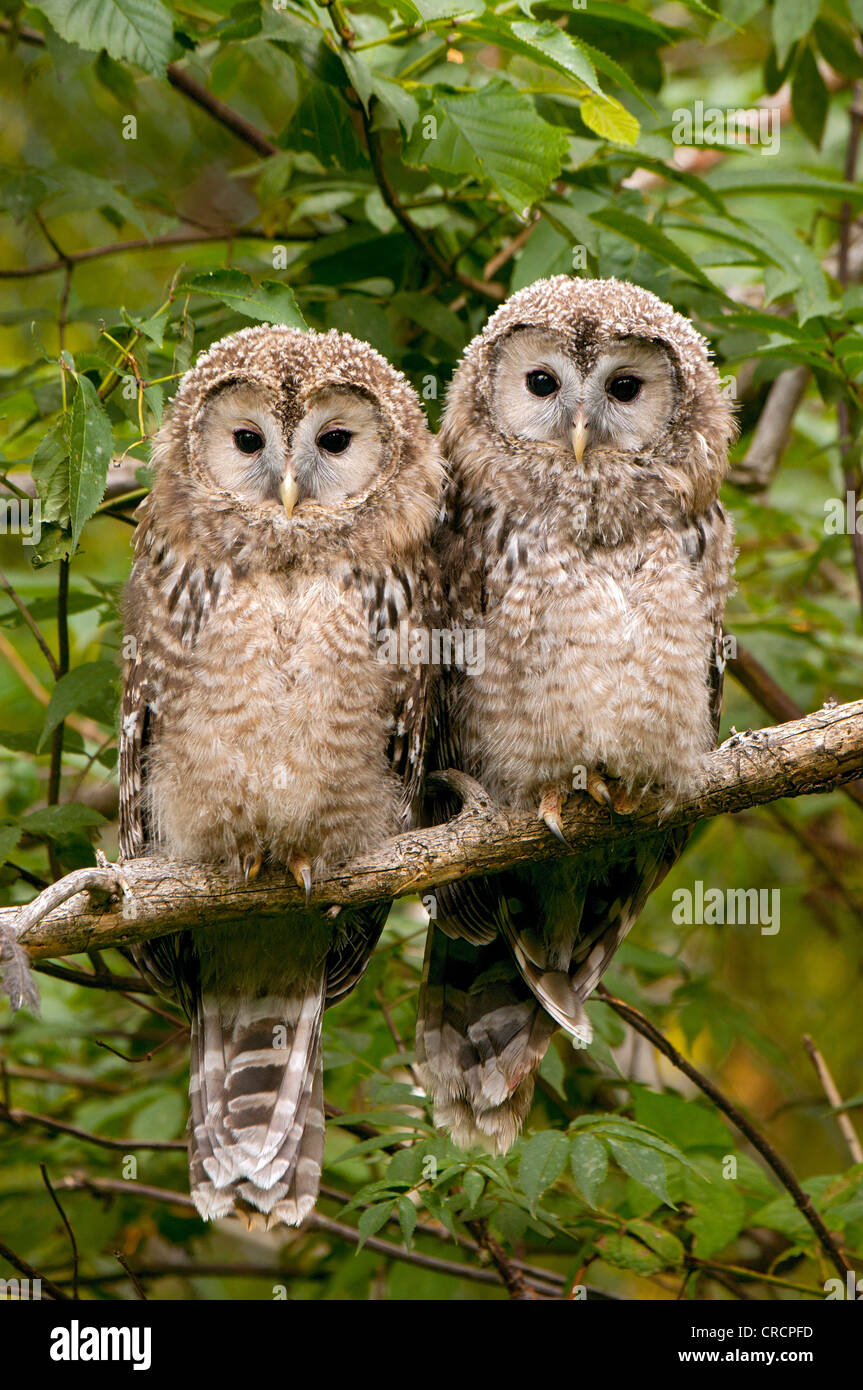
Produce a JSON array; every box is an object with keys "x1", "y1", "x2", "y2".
[
  {"x1": 802, "y1": 1034, "x2": 863, "y2": 1165},
  {"x1": 728, "y1": 365, "x2": 810, "y2": 491}
]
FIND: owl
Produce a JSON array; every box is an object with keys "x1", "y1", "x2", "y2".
[
  {"x1": 119, "y1": 325, "x2": 443, "y2": 1227},
  {"x1": 418, "y1": 276, "x2": 736, "y2": 1153}
]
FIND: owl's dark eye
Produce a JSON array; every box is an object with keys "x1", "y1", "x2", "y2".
[
  {"x1": 233, "y1": 428, "x2": 264, "y2": 454},
  {"x1": 607, "y1": 375, "x2": 643, "y2": 403},
  {"x1": 317, "y1": 428, "x2": 352, "y2": 455},
  {"x1": 525, "y1": 370, "x2": 559, "y2": 398}
]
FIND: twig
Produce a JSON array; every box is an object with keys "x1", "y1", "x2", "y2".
[
  {"x1": 0, "y1": 629, "x2": 104, "y2": 743},
  {"x1": 39, "y1": 1162, "x2": 79, "y2": 1299},
  {"x1": 0, "y1": 567, "x2": 58, "y2": 676},
  {"x1": 1, "y1": 1106, "x2": 184, "y2": 1152},
  {"x1": 597, "y1": 987, "x2": 852, "y2": 1281},
  {"x1": 113, "y1": 1250, "x2": 148, "y2": 1300},
  {"x1": 0, "y1": 229, "x2": 309, "y2": 280},
  {"x1": 0, "y1": 1236, "x2": 69, "y2": 1301},
  {"x1": 32, "y1": 960, "x2": 156, "y2": 994},
  {"x1": 165, "y1": 65, "x2": 278, "y2": 157},
  {"x1": 46, "y1": 557, "x2": 69, "y2": 880},
  {"x1": 802, "y1": 1034, "x2": 863, "y2": 1164},
  {"x1": 5, "y1": 699, "x2": 863, "y2": 964},
  {"x1": 838, "y1": 82, "x2": 863, "y2": 606},
  {"x1": 361, "y1": 102, "x2": 504, "y2": 304}
]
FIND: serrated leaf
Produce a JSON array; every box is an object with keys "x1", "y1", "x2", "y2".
[
  {"x1": 580, "y1": 94, "x2": 640, "y2": 145},
  {"x1": 38, "y1": 661, "x2": 118, "y2": 750},
  {"x1": 404, "y1": 80, "x2": 568, "y2": 214},
  {"x1": 570, "y1": 1132, "x2": 608, "y2": 1207},
  {"x1": 30, "y1": 420, "x2": 70, "y2": 525},
  {"x1": 68, "y1": 376, "x2": 113, "y2": 549},
  {"x1": 37, "y1": 0, "x2": 177, "y2": 76},
  {"x1": 397, "y1": 1196, "x2": 417, "y2": 1248},
  {"x1": 519, "y1": 1130, "x2": 569, "y2": 1208},
  {"x1": 462, "y1": 1169, "x2": 484, "y2": 1208},
  {"x1": 632, "y1": 1088, "x2": 729, "y2": 1152},
  {"x1": 356, "y1": 1202, "x2": 393, "y2": 1250},
  {"x1": 606, "y1": 1139, "x2": 675, "y2": 1207},
  {"x1": 177, "y1": 271, "x2": 307, "y2": 328},
  {"x1": 465, "y1": 16, "x2": 603, "y2": 95}
]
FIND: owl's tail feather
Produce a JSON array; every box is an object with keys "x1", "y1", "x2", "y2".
[
  {"x1": 416, "y1": 928, "x2": 557, "y2": 1155},
  {"x1": 188, "y1": 979, "x2": 326, "y2": 1229}
]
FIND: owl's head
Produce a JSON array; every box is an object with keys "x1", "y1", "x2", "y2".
[
  {"x1": 146, "y1": 326, "x2": 444, "y2": 566},
  {"x1": 443, "y1": 276, "x2": 735, "y2": 517}
]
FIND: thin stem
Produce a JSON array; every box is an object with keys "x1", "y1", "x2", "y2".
[
  {"x1": 39, "y1": 1163, "x2": 79, "y2": 1299},
  {"x1": 0, "y1": 567, "x2": 59, "y2": 677},
  {"x1": 597, "y1": 987, "x2": 852, "y2": 1281},
  {"x1": 46, "y1": 557, "x2": 69, "y2": 881}
]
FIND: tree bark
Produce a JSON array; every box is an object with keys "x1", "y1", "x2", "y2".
[{"x1": 4, "y1": 699, "x2": 863, "y2": 965}]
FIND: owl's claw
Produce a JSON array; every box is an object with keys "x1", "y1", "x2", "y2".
[
  {"x1": 538, "y1": 789, "x2": 569, "y2": 845},
  {"x1": 326, "y1": 905, "x2": 342, "y2": 920},
  {"x1": 243, "y1": 851, "x2": 263, "y2": 885},
  {"x1": 288, "y1": 854, "x2": 313, "y2": 906},
  {"x1": 585, "y1": 773, "x2": 637, "y2": 817}
]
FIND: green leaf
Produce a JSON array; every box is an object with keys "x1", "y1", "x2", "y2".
[
  {"x1": 38, "y1": 660, "x2": 118, "y2": 751},
  {"x1": 37, "y1": 0, "x2": 177, "y2": 76},
  {"x1": 356, "y1": 1202, "x2": 393, "y2": 1250},
  {"x1": 177, "y1": 271, "x2": 307, "y2": 328},
  {"x1": 397, "y1": 1195, "x2": 417, "y2": 1249},
  {"x1": 632, "y1": 1088, "x2": 729, "y2": 1152},
  {"x1": 30, "y1": 420, "x2": 70, "y2": 525},
  {"x1": 606, "y1": 1139, "x2": 675, "y2": 1207},
  {"x1": 772, "y1": 0, "x2": 820, "y2": 67},
  {"x1": 519, "y1": 1130, "x2": 569, "y2": 1208},
  {"x1": 599, "y1": 1230, "x2": 663, "y2": 1274},
  {"x1": 462, "y1": 1169, "x2": 484, "y2": 1208},
  {"x1": 570, "y1": 1132, "x2": 608, "y2": 1207},
  {"x1": 22, "y1": 803, "x2": 105, "y2": 840},
  {"x1": 791, "y1": 43, "x2": 828, "y2": 150},
  {"x1": 813, "y1": 19, "x2": 863, "y2": 80},
  {"x1": 0, "y1": 823, "x2": 23, "y2": 862},
  {"x1": 404, "y1": 80, "x2": 569, "y2": 214},
  {"x1": 67, "y1": 375, "x2": 113, "y2": 549},
  {"x1": 683, "y1": 1167, "x2": 748, "y2": 1257},
  {"x1": 579, "y1": 95, "x2": 640, "y2": 145},
  {"x1": 283, "y1": 86, "x2": 367, "y2": 171},
  {"x1": 464, "y1": 17, "x2": 603, "y2": 95},
  {"x1": 628, "y1": 1218, "x2": 685, "y2": 1266},
  {"x1": 588, "y1": 207, "x2": 714, "y2": 287}
]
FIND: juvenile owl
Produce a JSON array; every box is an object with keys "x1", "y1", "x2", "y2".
[
  {"x1": 120, "y1": 325, "x2": 443, "y2": 1227},
  {"x1": 418, "y1": 276, "x2": 735, "y2": 1152}
]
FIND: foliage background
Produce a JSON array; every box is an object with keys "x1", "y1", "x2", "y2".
[{"x1": 0, "y1": 0, "x2": 862, "y2": 1301}]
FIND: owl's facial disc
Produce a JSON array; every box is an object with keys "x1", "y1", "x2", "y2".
[
  {"x1": 287, "y1": 388, "x2": 386, "y2": 510},
  {"x1": 199, "y1": 383, "x2": 287, "y2": 503},
  {"x1": 490, "y1": 328, "x2": 677, "y2": 464}
]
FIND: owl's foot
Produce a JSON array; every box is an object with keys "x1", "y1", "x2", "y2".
[
  {"x1": 242, "y1": 850, "x2": 263, "y2": 885},
  {"x1": 288, "y1": 853, "x2": 313, "y2": 906},
  {"x1": 326, "y1": 905, "x2": 342, "y2": 920},
  {"x1": 537, "y1": 787, "x2": 569, "y2": 846},
  {"x1": 585, "y1": 772, "x2": 637, "y2": 817}
]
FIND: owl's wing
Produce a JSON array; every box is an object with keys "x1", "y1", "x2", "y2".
[{"x1": 323, "y1": 555, "x2": 443, "y2": 1006}]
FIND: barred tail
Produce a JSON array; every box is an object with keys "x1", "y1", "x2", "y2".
[
  {"x1": 416, "y1": 928, "x2": 556, "y2": 1155},
  {"x1": 188, "y1": 977, "x2": 326, "y2": 1230}
]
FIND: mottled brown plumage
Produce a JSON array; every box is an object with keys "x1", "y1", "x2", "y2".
[
  {"x1": 418, "y1": 277, "x2": 736, "y2": 1152},
  {"x1": 120, "y1": 325, "x2": 443, "y2": 1226}
]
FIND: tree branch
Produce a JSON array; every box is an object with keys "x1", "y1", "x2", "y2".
[{"x1": 0, "y1": 700, "x2": 860, "y2": 967}]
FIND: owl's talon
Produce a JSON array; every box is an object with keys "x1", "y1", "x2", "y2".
[
  {"x1": 326, "y1": 905, "x2": 342, "y2": 920},
  {"x1": 243, "y1": 851, "x2": 263, "y2": 885},
  {"x1": 538, "y1": 789, "x2": 569, "y2": 845},
  {"x1": 585, "y1": 773, "x2": 615, "y2": 814},
  {"x1": 288, "y1": 854, "x2": 313, "y2": 906}
]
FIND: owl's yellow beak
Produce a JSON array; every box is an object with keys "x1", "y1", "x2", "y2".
[
  {"x1": 570, "y1": 409, "x2": 589, "y2": 463},
  {"x1": 279, "y1": 469, "x2": 300, "y2": 518}
]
